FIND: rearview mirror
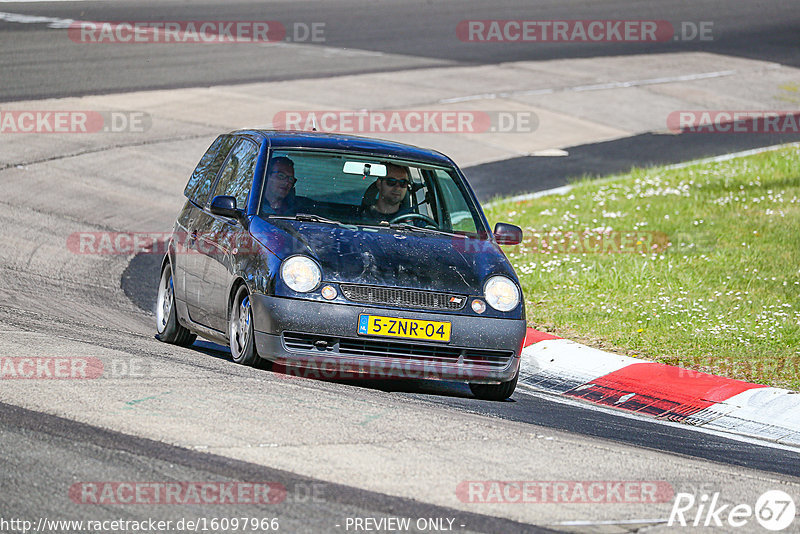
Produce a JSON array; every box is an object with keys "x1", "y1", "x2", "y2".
[
  {"x1": 494, "y1": 222, "x2": 522, "y2": 245},
  {"x1": 343, "y1": 161, "x2": 387, "y2": 177}
]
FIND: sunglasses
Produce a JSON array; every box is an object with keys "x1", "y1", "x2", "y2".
[{"x1": 381, "y1": 177, "x2": 410, "y2": 188}]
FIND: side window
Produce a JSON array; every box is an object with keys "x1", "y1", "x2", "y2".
[
  {"x1": 435, "y1": 170, "x2": 479, "y2": 234},
  {"x1": 211, "y1": 139, "x2": 259, "y2": 210},
  {"x1": 184, "y1": 135, "x2": 237, "y2": 205}
]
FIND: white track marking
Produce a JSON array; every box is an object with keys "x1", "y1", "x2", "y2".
[
  {"x1": 519, "y1": 339, "x2": 640, "y2": 392},
  {"x1": 439, "y1": 70, "x2": 740, "y2": 104},
  {"x1": 663, "y1": 141, "x2": 800, "y2": 170},
  {"x1": 488, "y1": 141, "x2": 800, "y2": 207},
  {"x1": 0, "y1": 11, "x2": 73, "y2": 27},
  {"x1": 700, "y1": 388, "x2": 800, "y2": 444},
  {"x1": 555, "y1": 519, "x2": 668, "y2": 527},
  {"x1": 514, "y1": 384, "x2": 800, "y2": 454}
]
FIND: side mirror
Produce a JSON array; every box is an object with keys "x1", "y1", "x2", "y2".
[
  {"x1": 494, "y1": 222, "x2": 522, "y2": 245},
  {"x1": 209, "y1": 195, "x2": 247, "y2": 226}
]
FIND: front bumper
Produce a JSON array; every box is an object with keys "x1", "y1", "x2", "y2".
[{"x1": 251, "y1": 295, "x2": 525, "y2": 384}]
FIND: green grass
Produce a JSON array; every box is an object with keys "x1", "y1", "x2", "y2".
[{"x1": 484, "y1": 146, "x2": 800, "y2": 390}]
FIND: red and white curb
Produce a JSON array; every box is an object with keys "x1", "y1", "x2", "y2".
[{"x1": 519, "y1": 329, "x2": 800, "y2": 447}]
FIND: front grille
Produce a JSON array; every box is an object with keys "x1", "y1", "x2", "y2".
[
  {"x1": 339, "y1": 284, "x2": 466, "y2": 311},
  {"x1": 282, "y1": 332, "x2": 513, "y2": 369},
  {"x1": 283, "y1": 332, "x2": 336, "y2": 352},
  {"x1": 338, "y1": 337, "x2": 461, "y2": 363},
  {"x1": 462, "y1": 349, "x2": 514, "y2": 367}
]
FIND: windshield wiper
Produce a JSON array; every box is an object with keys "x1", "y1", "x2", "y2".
[
  {"x1": 389, "y1": 223, "x2": 464, "y2": 238},
  {"x1": 269, "y1": 213, "x2": 344, "y2": 225}
]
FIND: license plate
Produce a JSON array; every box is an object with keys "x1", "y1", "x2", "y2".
[{"x1": 358, "y1": 314, "x2": 451, "y2": 343}]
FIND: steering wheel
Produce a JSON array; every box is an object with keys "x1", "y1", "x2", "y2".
[{"x1": 390, "y1": 213, "x2": 439, "y2": 228}]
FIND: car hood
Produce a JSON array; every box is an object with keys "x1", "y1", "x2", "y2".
[{"x1": 250, "y1": 218, "x2": 515, "y2": 294}]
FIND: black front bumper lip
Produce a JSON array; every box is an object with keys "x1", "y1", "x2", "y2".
[{"x1": 251, "y1": 295, "x2": 525, "y2": 384}]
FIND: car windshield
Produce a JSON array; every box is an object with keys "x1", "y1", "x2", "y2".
[{"x1": 258, "y1": 149, "x2": 488, "y2": 237}]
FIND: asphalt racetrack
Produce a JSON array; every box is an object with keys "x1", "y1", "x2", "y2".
[{"x1": 1, "y1": 2, "x2": 799, "y2": 532}]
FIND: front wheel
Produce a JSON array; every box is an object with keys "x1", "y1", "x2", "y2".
[
  {"x1": 155, "y1": 262, "x2": 196, "y2": 346},
  {"x1": 469, "y1": 369, "x2": 518, "y2": 401},
  {"x1": 229, "y1": 285, "x2": 260, "y2": 366}
]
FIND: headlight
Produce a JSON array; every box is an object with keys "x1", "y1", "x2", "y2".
[
  {"x1": 484, "y1": 276, "x2": 520, "y2": 312},
  {"x1": 281, "y1": 256, "x2": 322, "y2": 293}
]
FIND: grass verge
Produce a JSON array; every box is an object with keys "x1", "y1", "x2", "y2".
[{"x1": 484, "y1": 146, "x2": 800, "y2": 390}]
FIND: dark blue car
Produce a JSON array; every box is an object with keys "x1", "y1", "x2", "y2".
[{"x1": 156, "y1": 130, "x2": 525, "y2": 400}]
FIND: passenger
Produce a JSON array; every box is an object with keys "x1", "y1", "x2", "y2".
[{"x1": 360, "y1": 163, "x2": 413, "y2": 224}]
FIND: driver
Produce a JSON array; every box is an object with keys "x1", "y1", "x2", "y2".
[
  {"x1": 360, "y1": 162, "x2": 413, "y2": 224},
  {"x1": 261, "y1": 156, "x2": 315, "y2": 216},
  {"x1": 262, "y1": 156, "x2": 297, "y2": 215}
]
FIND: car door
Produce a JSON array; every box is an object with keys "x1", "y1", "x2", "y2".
[
  {"x1": 194, "y1": 137, "x2": 260, "y2": 332},
  {"x1": 179, "y1": 135, "x2": 237, "y2": 324}
]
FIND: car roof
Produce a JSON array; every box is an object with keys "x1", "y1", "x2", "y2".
[{"x1": 232, "y1": 129, "x2": 456, "y2": 167}]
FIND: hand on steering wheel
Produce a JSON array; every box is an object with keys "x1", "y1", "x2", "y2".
[{"x1": 389, "y1": 213, "x2": 439, "y2": 228}]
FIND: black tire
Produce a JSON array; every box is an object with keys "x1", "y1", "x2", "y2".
[
  {"x1": 155, "y1": 262, "x2": 196, "y2": 347},
  {"x1": 229, "y1": 285, "x2": 260, "y2": 366},
  {"x1": 469, "y1": 369, "x2": 519, "y2": 401}
]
